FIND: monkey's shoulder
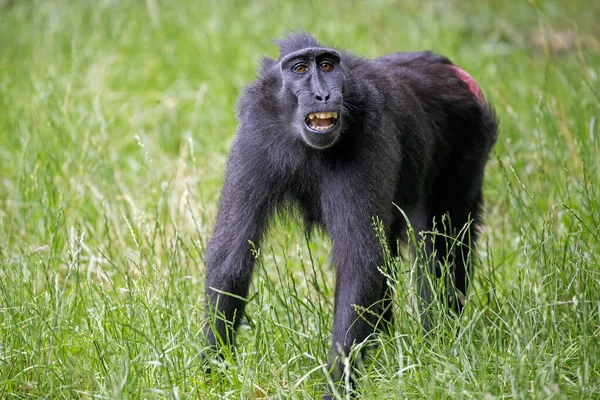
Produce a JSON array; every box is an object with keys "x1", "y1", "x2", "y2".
[{"x1": 236, "y1": 62, "x2": 282, "y2": 120}]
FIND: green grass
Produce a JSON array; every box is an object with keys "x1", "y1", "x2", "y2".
[{"x1": 1, "y1": 0, "x2": 599, "y2": 398}]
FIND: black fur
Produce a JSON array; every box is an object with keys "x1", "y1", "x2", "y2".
[{"x1": 203, "y1": 33, "x2": 498, "y2": 397}]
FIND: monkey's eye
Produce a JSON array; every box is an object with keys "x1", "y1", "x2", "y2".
[
  {"x1": 293, "y1": 63, "x2": 309, "y2": 73},
  {"x1": 319, "y1": 61, "x2": 334, "y2": 71}
]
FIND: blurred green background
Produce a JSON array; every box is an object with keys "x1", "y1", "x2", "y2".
[{"x1": 1, "y1": 0, "x2": 599, "y2": 398}]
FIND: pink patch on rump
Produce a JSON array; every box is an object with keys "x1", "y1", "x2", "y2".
[{"x1": 449, "y1": 65, "x2": 486, "y2": 106}]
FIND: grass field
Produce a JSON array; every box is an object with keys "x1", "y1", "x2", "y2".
[{"x1": 1, "y1": 0, "x2": 599, "y2": 398}]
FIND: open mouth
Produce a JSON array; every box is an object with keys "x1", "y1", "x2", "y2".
[{"x1": 304, "y1": 111, "x2": 339, "y2": 132}]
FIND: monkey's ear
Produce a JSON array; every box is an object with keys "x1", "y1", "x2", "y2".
[{"x1": 259, "y1": 56, "x2": 277, "y2": 72}]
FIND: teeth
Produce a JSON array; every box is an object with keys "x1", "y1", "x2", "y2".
[
  {"x1": 308, "y1": 112, "x2": 338, "y2": 120},
  {"x1": 313, "y1": 124, "x2": 334, "y2": 131}
]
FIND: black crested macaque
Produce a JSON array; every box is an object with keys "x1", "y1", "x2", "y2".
[{"x1": 203, "y1": 32, "x2": 498, "y2": 397}]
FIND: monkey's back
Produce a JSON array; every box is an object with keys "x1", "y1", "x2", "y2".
[{"x1": 373, "y1": 51, "x2": 498, "y2": 214}]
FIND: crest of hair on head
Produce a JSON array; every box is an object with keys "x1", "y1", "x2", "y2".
[{"x1": 274, "y1": 31, "x2": 322, "y2": 59}]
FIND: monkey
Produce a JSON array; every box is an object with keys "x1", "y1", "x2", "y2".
[{"x1": 202, "y1": 32, "x2": 498, "y2": 398}]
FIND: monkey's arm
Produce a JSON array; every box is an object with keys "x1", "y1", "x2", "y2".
[
  {"x1": 319, "y1": 164, "x2": 395, "y2": 388},
  {"x1": 203, "y1": 136, "x2": 278, "y2": 349}
]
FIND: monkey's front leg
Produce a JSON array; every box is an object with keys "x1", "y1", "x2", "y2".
[
  {"x1": 204, "y1": 220, "x2": 262, "y2": 350},
  {"x1": 321, "y1": 180, "x2": 391, "y2": 398},
  {"x1": 203, "y1": 147, "x2": 277, "y2": 354},
  {"x1": 327, "y1": 244, "x2": 386, "y2": 389}
]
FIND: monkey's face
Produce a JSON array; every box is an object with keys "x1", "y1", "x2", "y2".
[{"x1": 280, "y1": 48, "x2": 345, "y2": 149}]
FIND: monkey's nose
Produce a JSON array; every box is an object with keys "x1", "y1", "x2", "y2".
[{"x1": 314, "y1": 93, "x2": 330, "y2": 102}]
